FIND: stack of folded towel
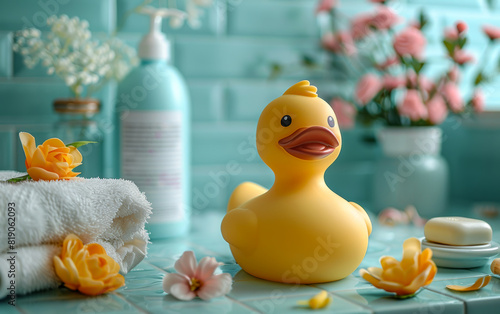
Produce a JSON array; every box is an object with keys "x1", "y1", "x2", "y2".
[{"x1": 0, "y1": 171, "x2": 152, "y2": 299}]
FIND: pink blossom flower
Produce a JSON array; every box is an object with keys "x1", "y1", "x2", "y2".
[
  {"x1": 338, "y1": 31, "x2": 357, "y2": 55},
  {"x1": 383, "y1": 75, "x2": 405, "y2": 90},
  {"x1": 453, "y1": 48, "x2": 474, "y2": 65},
  {"x1": 330, "y1": 97, "x2": 356, "y2": 129},
  {"x1": 456, "y1": 21, "x2": 468, "y2": 34},
  {"x1": 371, "y1": 6, "x2": 400, "y2": 30},
  {"x1": 409, "y1": 21, "x2": 422, "y2": 30},
  {"x1": 471, "y1": 89, "x2": 484, "y2": 113},
  {"x1": 163, "y1": 251, "x2": 232, "y2": 301},
  {"x1": 444, "y1": 27, "x2": 459, "y2": 40},
  {"x1": 321, "y1": 31, "x2": 356, "y2": 55},
  {"x1": 406, "y1": 72, "x2": 435, "y2": 92},
  {"x1": 321, "y1": 33, "x2": 339, "y2": 52},
  {"x1": 440, "y1": 82, "x2": 464, "y2": 112},
  {"x1": 316, "y1": 0, "x2": 337, "y2": 13},
  {"x1": 406, "y1": 72, "x2": 417, "y2": 88},
  {"x1": 376, "y1": 56, "x2": 399, "y2": 70},
  {"x1": 378, "y1": 207, "x2": 410, "y2": 226},
  {"x1": 351, "y1": 14, "x2": 372, "y2": 40},
  {"x1": 393, "y1": 27, "x2": 426, "y2": 58},
  {"x1": 483, "y1": 25, "x2": 500, "y2": 40},
  {"x1": 355, "y1": 73, "x2": 382, "y2": 105},
  {"x1": 419, "y1": 76, "x2": 435, "y2": 92},
  {"x1": 378, "y1": 206, "x2": 426, "y2": 227},
  {"x1": 398, "y1": 89, "x2": 428, "y2": 121},
  {"x1": 427, "y1": 95, "x2": 448, "y2": 125},
  {"x1": 448, "y1": 66, "x2": 460, "y2": 82}
]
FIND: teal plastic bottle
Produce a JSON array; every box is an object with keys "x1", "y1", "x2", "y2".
[{"x1": 116, "y1": 10, "x2": 190, "y2": 238}]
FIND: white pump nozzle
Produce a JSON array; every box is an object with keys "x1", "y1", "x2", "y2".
[{"x1": 138, "y1": 6, "x2": 187, "y2": 60}]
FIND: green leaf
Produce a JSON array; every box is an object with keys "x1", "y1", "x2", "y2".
[
  {"x1": 302, "y1": 55, "x2": 316, "y2": 67},
  {"x1": 269, "y1": 63, "x2": 282, "y2": 80},
  {"x1": 486, "y1": 0, "x2": 495, "y2": 10},
  {"x1": 419, "y1": 10, "x2": 428, "y2": 30},
  {"x1": 410, "y1": 57, "x2": 425, "y2": 74},
  {"x1": 458, "y1": 37, "x2": 467, "y2": 49},
  {"x1": 7, "y1": 174, "x2": 31, "y2": 183},
  {"x1": 474, "y1": 73, "x2": 483, "y2": 85},
  {"x1": 442, "y1": 39, "x2": 455, "y2": 56},
  {"x1": 399, "y1": 56, "x2": 409, "y2": 66},
  {"x1": 65, "y1": 141, "x2": 97, "y2": 149},
  {"x1": 414, "y1": 62, "x2": 424, "y2": 74},
  {"x1": 473, "y1": 72, "x2": 490, "y2": 85}
]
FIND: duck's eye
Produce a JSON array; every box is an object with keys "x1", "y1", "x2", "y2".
[
  {"x1": 328, "y1": 116, "x2": 335, "y2": 128},
  {"x1": 281, "y1": 115, "x2": 292, "y2": 127}
]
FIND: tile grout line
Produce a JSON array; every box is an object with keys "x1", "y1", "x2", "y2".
[
  {"x1": 432, "y1": 274, "x2": 491, "y2": 282},
  {"x1": 423, "y1": 287, "x2": 467, "y2": 314},
  {"x1": 309, "y1": 282, "x2": 375, "y2": 292},
  {"x1": 144, "y1": 261, "x2": 169, "y2": 274},
  {"x1": 224, "y1": 295, "x2": 263, "y2": 314},
  {"x1": 423, "y1": 286, "x2": 469, "y2": 304},
  {"x1": 145, "y1": 253, "x2": 262, "y2": 313},
  {"x1": 229, "y1": 291, "x2": 325, "y2": 303},
  {"x1": 8, "y1": 32, "x2": 13, "y2": 79},
  {"x1": 186, "y1": 240, "x2": 226, "y2": 258},
  {"x1": 180, "y1": 243, "x2": 379, "y2": 313},
  {"x1": 227, "y1": 288, "x2": 377, "y2": 313},
  {"x1": 329, "y1": 291, "x2": 376, "y2": 314},
  {"x1": 146, "y1": 251, "x2": 298, "y2": 314},
  {"x1": 113, "y1": 292, "x2": 150, "y2": 314}
]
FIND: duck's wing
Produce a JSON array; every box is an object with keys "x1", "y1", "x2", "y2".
[
  {"x1": 227, "y1": 181, "x2": 268, "y2": 212},
  {"x1": 221, "y1": 207, "x2": 258, "y2": 251},
  {"x1": 349, "y1": 202, "x2": 372, "y2": 236}
]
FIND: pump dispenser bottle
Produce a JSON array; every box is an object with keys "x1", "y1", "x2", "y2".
[{"x1": 116, "y1": 8, "x2": 190, "y2": 238}]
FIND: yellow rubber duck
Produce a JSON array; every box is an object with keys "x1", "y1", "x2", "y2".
[{"x1": 221, "y1": 80, "x2": 372, "y2": 284}]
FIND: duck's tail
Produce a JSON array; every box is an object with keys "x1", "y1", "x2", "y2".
[{"x1": 227, "y1": 181, "x2": 268, "y2": 212}]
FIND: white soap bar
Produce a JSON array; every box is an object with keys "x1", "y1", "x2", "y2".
[{"x1": 424, "y1": 217, "x2": 492, "y2": 246}]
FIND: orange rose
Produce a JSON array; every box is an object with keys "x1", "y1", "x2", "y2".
[
  {"x1": 360, "y1": 237, "x2": 437, "y2": 296},
  {"x1": 53, "y1": 234, "x2": 125, "y2": 296},
  {"x1": 19, "y1": 132, "x2": 82, "y2": 181}
]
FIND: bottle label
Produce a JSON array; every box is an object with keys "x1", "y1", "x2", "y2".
[{"x1": 120, "y1": 111, "x2": 184, "y2": 223}]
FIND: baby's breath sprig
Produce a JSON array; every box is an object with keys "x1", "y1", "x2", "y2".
[{"x1": 13, "y1": 15, "x2": 138, "y2": 98}]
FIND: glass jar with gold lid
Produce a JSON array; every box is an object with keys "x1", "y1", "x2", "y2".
[{"x1": 53, "y1": 98, "x2": 103, "y2": 178}]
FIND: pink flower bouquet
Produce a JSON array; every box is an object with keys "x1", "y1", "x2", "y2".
[{"x1": 315, "y1": 0, "x2": 500, "y2": 128}]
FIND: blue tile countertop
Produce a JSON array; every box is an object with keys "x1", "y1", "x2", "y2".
[{"x1": 2, "y1": 205, "x2": 500, "y2": 314}]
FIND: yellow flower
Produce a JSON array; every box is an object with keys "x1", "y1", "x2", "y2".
[
  {"x1": 19, "y1": 132, "x2": 82, "y2": 181},
  {"x1": 297, "y1": 290, "x2": 332, "y2": 309},
  {"x1": 360, "y1": 237, "x2": 437, "y2": 296},
  {"x1": 53, "y1": 234, "x2": 125, "y2": 296}
]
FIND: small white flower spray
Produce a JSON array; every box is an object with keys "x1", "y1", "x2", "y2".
[
  {"x1": 13, "y1": 15, "x2": 138, "y2": 98},
  {"x1": 13, "y1": 1, "x2": 213, "y2": 98}
]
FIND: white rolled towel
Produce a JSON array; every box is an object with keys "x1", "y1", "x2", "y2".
[{"x1": 0, "y1": 171, "x2": 152, "y2": 299}]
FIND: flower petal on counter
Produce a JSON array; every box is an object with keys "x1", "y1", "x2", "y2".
[
  {"x1": 446, "y1": 276, "x2": 491, "y2": 292},
  {"x1": 297, "y1": 290, "x2": 332, "y2": 309}
]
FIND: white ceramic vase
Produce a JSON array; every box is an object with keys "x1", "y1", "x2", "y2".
[{"x1": 372, "y1": 127, "x2": 449, "y2": 218}]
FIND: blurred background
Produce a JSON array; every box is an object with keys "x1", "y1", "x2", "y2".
[{"x1": 0, "y1": 0, "x2": 499, "y2": 215}]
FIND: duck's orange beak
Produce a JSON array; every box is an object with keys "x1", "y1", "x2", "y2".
[{"x1": 278, "y1": 126, "x2": 339, "y2": 160}]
